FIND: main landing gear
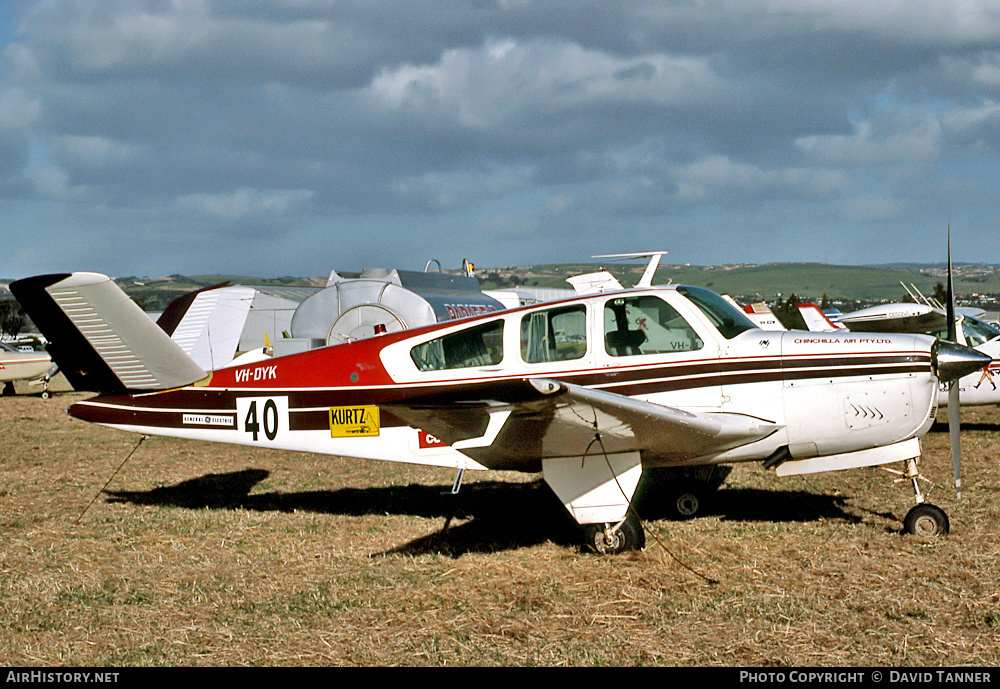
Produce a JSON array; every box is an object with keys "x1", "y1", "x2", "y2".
[
  {"x1": 581, "y1": 512, "x2": 645, "y2": 555},
  {"x1": 574, "y1": 466, "x2": 731, "y2": 554},
  {"x1": 894, "y1": 457, "x2": 950, "y2": 536}
]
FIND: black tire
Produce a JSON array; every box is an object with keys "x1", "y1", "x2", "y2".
[
  {"x1": 904, "y1": 503, "x2": 950, "y2": 536},
  {"x1": 669, "y1": 481, "x2": 706, "y2": 520},
  {"x1": 581, "y1": 513, "x2": 645, "y2": 555}
]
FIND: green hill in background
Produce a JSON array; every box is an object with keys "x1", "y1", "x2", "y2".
[
  {"x1": 7, "y1": 262, "x2": 1000, "y2": 315},
  {"x1": 478, "y1": 262, "x2": 1000, "y2": 307}
]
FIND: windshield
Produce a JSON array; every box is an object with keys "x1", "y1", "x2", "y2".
[
  {"x1": 677, "y1": 286, "x2": 757, "y2": 339},
  {"x1": 962, "y1": 316, "x2": 1000, "y2": 348}
]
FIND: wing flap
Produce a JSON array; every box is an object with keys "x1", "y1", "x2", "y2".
[{"x1": 386, "y1": 378, "x2": 781, "y2": 470}]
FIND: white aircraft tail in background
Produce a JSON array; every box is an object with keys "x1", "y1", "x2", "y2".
[
  {"x1": 798, "y1": 303, "x2": 847, "y2": 332},
  {"x1": 742, "y1": 301, "x2": 785, "y2": 330}
]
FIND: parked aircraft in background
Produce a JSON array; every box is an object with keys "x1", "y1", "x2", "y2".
[
  {"x1": 154, "y1": 261, "x2": 509, "y2": 370},
  {"x1": 800, "y1": 300, "x2": 985, "y2": 335},
  {"x1": 728, "y1": 299, "x2": 786, "y2": 330},
  {"x1": 12, "y1": 265, "x2": 988, "y2": 551},
  {"x1": 0, "y1": 341, "x2": 55, "y2": 397},
  {"x1": 797, "y1": 302, "x2": 1000, "y2": 408},
  {"x1": 154, "y1": 254, "x2": 658, "y2": 370}
]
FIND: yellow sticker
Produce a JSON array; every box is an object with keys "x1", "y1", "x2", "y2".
[{"x1": 329, "y1": 405, "x2": 380, "y2": 437}]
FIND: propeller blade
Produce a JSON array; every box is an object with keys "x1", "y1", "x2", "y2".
[
  {"x1": 946, "y1": 224, "x2": 957, "y2": 343},
  {"x1": 945, "y1": 226, "x2": 962, "y2": 499},
  {"x1": 949, "y1": 385, "x2": 962, "y2": 499}
]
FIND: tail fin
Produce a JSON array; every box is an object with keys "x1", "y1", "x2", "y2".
[
  {"x1": 797, "y1": 303, "x2": 845, "y2": 332},
  {"x1": 157, "y1": 283, "x2": 255, "y2": 370},
  {"x1": 10, "y1": 273, "x2": 207, "y2": 393},
  {"x1": 742, "y1": 301, "x2": 786, "y2": 330}
]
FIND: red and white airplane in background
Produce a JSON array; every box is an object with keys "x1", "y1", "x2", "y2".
[
  {"x1": 732, "y1": 300, "x2": 786, "y2": 330},
  {"x1": 11, "y1": 262, "x2": 989, "y2": 552}
]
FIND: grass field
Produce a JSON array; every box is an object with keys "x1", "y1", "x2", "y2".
[{"x1": 2, "y1": 378, "x2": 999, "y2": 667}]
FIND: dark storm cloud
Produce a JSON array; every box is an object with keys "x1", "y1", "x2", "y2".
[{"x1": 3, "y1": 0, "x2": 1000, "y2": 276}]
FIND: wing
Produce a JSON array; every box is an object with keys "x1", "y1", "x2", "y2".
[
  {"x1": 385, "y1": 378, "x2": 782, "y2": 471},
  {"x1": 838, "y1": 304, "x2": 948, "y2": 334}
]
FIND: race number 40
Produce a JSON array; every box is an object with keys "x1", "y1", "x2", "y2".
[{"x1": 236, "y1": 396, "x2": 290, "y2": 444}]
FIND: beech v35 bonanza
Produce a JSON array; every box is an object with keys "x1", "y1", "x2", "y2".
[{"x1": 11, "y1": 270, "x2": 990, "y2": 552}]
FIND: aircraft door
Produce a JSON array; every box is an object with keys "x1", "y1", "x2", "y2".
[{"x1": 598, "y1": 294, "x2": 722, "y2": 410}]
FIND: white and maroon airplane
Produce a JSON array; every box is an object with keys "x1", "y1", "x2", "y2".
[{"x1": 11, "y1": 269, "x2": 989, "y2": 552}]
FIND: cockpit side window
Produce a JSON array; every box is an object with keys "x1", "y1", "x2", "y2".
[
  {"x1": 603, "y1": 295, "x2": 703, "y2": 357},
  {"x1": 410, "y1": 320, "x2": 504, "y2": 371},
  {"x1": 520, "y1": 304, "x2": 587, "y2": 364}
]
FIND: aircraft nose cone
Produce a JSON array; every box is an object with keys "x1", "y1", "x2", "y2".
[{"x1": 933, "y1": 341, "x2": 993, "y2": 383}]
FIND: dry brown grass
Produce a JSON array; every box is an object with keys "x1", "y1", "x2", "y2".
[{"x1": 2, "y1": 377, "x2": 999, "y2": 666}]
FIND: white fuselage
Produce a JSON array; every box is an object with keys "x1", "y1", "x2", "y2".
[{"x1": 0, "y1": 348, "x2": 52, "y2": 383}]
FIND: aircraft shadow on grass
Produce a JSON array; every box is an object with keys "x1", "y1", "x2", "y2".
[{"x1": 103, "y1": 469, "x2": 865, "y2": 556}]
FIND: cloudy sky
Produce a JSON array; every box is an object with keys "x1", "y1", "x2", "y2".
[{"x1": 3, "y1": 0, "x2": 1000, "y2": 279}]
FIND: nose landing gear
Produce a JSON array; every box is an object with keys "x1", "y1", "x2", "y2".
[{"x1": 888, "y1": 457, "x2": 951, "y2": 536}]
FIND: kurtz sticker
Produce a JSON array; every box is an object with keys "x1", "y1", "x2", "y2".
[{"x1": 329, "y1": 405, "x2": 380, "y2": 437}]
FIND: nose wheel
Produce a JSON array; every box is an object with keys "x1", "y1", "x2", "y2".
[
  {"x1": 889, "y1": 458, "x2": 951, "y2": 536},
  {"x1": 904, "y1": 503, "x2": 950, "y2": 536}
]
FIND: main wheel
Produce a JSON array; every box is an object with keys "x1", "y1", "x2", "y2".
[
  {"x1": 669, "y1": 481, "x2": 706, "y2": 520},
  {"x1": 581, "y1": 514, "x2": 645, "y2": 555},
  {"x1": 903, "y1": 503, "x2": 950, "y2": 536}
]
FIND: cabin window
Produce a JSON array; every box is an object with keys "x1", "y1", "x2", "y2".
[
  {"x1": 410, "y1": 320, "x2": 504, "y2": 372},
  {"x1": 520, "y1": 305, "x2": 587, "y2": 364},
  {"x1": 604, "y1": 296, "x2": 703, "y2": 356}
]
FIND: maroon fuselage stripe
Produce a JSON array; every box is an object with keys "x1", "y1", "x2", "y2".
[{"x1": 69, "y1": 352, "x2": 932, "y2": 432}]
